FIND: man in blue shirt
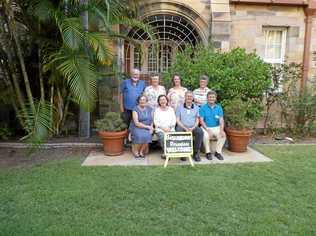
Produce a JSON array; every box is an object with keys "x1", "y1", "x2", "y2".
[
  {"x1": 119, "y1": 69, "x2": 145, "y2": 126},
  {"x1": 176, "y1": 91, "x2": 204, "y2": 162},
  {"x1": 199, "y1": 90, "x2": 226, "y2": 160}
]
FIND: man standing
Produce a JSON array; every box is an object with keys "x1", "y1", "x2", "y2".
[
  {"x1": 193, "y1": 75, "x2": 210, "y2": 106},
  {"x1": 176, "y1": 91, "x2": 204, "y2": 162},
  {"x1": 119, "y1": 69, "x2": 145, "y2": 126},
  {"x1": 199, "y1": 90, "x2": 226, "y2": 160}
]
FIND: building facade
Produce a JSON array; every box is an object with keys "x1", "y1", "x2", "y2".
[
  {"x1": 120, "y1": 0, "x2": 316, "y2": 87},
  {"x1": 82, "y1": 0, "x2": 316, "y2": 137}
]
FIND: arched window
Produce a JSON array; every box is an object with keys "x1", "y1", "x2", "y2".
[{"x1": 125, "y1": 14, "x2": 201, "y2": 74}]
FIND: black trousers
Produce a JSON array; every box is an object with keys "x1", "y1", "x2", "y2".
[
  {"x1": 176, "y1": 126, "x2": 203, "y2": 155},
  {"x1": 122, "y1": 109, "x2": 132, "y2": 127}
]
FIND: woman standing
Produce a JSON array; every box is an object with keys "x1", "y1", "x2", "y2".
[
  {"x1": 167, "y1": 74, "x2": 187, "y2": 110},
  {"x1": 129, "y1": 95, "x2": 154, "y2": 158},
  {"x1": 154, "y1": 95, "x2": 176, "y2": 155},
  {"x1": 143, "y1": 74, "x2": 166, "y2": 109}
]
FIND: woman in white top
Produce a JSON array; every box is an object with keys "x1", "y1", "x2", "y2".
[
  {"x1": 153, "y1": 95, "x2": 176, "y2": 155},
  {"x1": 167, "y1": 74, "x2": 187, "y2": 110},
  {"x1": 143, "y1": 74, "x2": 166, "y2": 109}
]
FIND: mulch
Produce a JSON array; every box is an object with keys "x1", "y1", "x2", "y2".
[{"x1": 0, "y1": 147, "x2": 95, "y2": 169}]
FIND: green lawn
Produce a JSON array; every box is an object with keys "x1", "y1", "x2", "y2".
[{"x1": 1, "y1": 145, "x2": 316, "y2": 235}]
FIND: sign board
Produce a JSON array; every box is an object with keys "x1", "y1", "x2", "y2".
[{"x1": 163, "y1": 132, "x2": 194, "y2": 167}]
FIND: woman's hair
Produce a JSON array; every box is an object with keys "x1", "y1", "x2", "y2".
[
  {"x1": 171, "y1": 73, "x2": 181, "y2": 86},
  {"x1": 200, "y1": 75, "x2": 209, "y2": 81},
  {"x1": 137, "y1": 94, "x2": 148, "y2": 104},
  {"x1": 157, "y1": 94, "x2": 169, "y2": 106},
  {"x1": 150, "y1": 73, "x2": 160, "y2": 80},
  {"x1": 207, "y1": 90, "x2": 217, "y2": 98}
]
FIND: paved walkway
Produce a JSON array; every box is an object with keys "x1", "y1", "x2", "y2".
[{"x1": 82, "y1": 147, "x2": 272, "y2": 167}]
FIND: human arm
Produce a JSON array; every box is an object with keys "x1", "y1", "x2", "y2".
[
  {"x1": 219, "y1": 105, "x2": 225, "y2": 137},
  {"x1": 199, "y1": 107, "x2": 214, "y2": 137},
  {"x1": 119, "y1": 81, "x2": 125, "y2": 112},
  {"x1": 119, "y1": 93, "x2": 124, "y2": 112},
  {"x1": 170, "y1": 108, "x2": 177, "y2": 131},
  {"x1": 188, "y1": 117, "x2": 200, "y2": 132},
  {"x1": 219, "y1": 117, "x2": 225, "y2": 138},
  {"x1": 175, "y1": 106, "x2": 189, "y2": 131},
  {"x1": 176, "y1": 117, "x2": 189, "y2": 132},
  {"x1": 132, "y1": 110, "x2": 152, "y2": 131}
]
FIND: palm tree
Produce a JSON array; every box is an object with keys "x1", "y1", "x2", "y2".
[{"x1": 0, "y1": 0, "x2": 152, "y2": 144}]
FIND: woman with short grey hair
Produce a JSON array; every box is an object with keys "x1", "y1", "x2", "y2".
[{"x1": 193, "y1": 75, "x2": 210, "y2": 106}]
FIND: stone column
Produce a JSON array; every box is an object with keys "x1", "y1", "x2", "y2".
[{"x1": 210, "y1": 0, "x2": 231, "y2": 51}]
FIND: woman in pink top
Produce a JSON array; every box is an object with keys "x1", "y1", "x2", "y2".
[{"x1": 167, "y1": 74, "x2": 187, "y2": 110}]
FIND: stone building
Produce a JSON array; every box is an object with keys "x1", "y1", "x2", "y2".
[
  {"x1": 82, "y1": 0, "x2": 316, "y2": 136},
  {"x1": 119, "y1": 0, "x2": 316, "y2": 87}
]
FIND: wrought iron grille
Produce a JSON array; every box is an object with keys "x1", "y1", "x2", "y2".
[{"x1": 125, "y1": 14, "x2": 201, "y2": 73}]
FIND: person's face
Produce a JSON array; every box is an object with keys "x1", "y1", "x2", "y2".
[
  {"x1": 200, "y1": 79, "x2": 207, "y2": 89},
  {"x1": 207, "y1": 94, "x2": 216, "y2": 105},
  {"x1": 139, "y1": 96, "x2": 147, "y2": 107},
  {"x1": 173, "y1": 76, "x2": 181, "y2": 87},
  {"x1": 185, "y1": 93, "x2": 194, "y2": 104},
  {"x1": 159, "y1": 96, "x2": 167, "y2": 107},
  {"x1": 151, "y1": 76, "x2": 159, "y2": 86},
  {"x1": 132, "y1": 70, "x2": 140, "y2": 82}
]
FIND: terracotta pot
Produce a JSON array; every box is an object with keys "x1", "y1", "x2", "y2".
[
  {"x1": 225, "y1": 128, "x2": 252, "y2": 153},
  {"x1": 98, "y1": 130, "x2": 128, "y2": 156}
]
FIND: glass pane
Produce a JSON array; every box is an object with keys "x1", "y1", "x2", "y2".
[
  {"x1": 264, "y1": 30, "x2": 283, "y2": 60},
  {"x1": 148, "y1": 44, "x2": 158, "y2": 73}
]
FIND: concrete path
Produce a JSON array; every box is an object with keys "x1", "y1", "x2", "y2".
[{"x1": 82, "y1": 147, "x2": 272, "y2": 167}]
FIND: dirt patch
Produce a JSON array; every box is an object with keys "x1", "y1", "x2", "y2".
[
  {"x1": 0, "y1": 147, "x2": 100, "y2": 169},
  {"x1": 252, "y1": 134, "x2": 316, "y2": 144}
]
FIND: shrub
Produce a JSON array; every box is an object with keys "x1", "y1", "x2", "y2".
[
  {"x1": 223, "y1": 98, "x2": 262, "y2": 130},
  {"x1": 163, "y1": 45, "x2": 271, "y2": 128},
  {"x1": 95, "y1": 112, "x2": 127, "y2": 132},
  {"x1": 264, "y1": 63, "x2": 316, "y2": 136}
]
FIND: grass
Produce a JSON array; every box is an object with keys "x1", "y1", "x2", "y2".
[{"x1": 1, "y1": 145, "x2": 316, "y2": 235}]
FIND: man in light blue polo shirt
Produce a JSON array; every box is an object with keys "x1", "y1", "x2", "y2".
[
  {"x1": 176, "y1": 91, "x2": 203, "y2": 162},
  {"x1": 199, "y1": 90, "x2": 226, "y2": 160},
  {"x1": 119, "y1": 69, "x2": 145, "y2": 126}
]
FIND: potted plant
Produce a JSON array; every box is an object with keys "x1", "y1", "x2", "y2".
[
  {"x1": 95, "y1": 112, "x2": 128, "y2": 156},
  {"x1": 223, "y1": 98, "x2": 262, "y2": 152}
]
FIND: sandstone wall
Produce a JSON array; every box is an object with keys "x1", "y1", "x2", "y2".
[{"x1": 230, "y1": 4, "x2": 306, "y2": 64}]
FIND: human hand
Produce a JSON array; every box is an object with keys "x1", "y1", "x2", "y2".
[
  {"x1": 148, "y1": 126, "x2": 154, "y2": 134},
  {"x1": 120, "y1": 105, "x2": 124, "y2": 113},
  {"x1": 187, "y1": 127, "x2": 194, "y2": 132},
  {"x1": 162, "y1": 128, "x2": 170, "y2": 132}
]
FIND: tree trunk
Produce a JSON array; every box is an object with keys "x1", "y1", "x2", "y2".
[
  {"x1": 4, "y1": 0, "x2": 35, "y2": 113},
  {"x1": 79, "y1": 0, "x2": 90, "y2": 138}
]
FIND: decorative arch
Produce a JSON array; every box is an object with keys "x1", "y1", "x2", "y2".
[{"x1": 124, "y1": 1, "x2": 209, "y2": 74}]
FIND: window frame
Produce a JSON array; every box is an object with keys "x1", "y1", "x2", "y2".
[{"x1": 263, "y1": 27, "x2": 287, "y2": 64}]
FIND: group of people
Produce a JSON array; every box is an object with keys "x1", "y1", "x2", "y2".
[{"x1": 119, "y1": 69, "x2": 226, "y2": 162}]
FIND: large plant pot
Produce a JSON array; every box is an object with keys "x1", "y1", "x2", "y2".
[
  {"x1": 225, "y1": 128, "x2": 252, "y2": 153},
  {"x1": 98, "y1": 130, "x2": 128, "y2": 156}
]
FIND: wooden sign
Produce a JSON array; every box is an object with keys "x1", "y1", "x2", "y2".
[{"x1": 163, "y1": 132, "x2": 194, "y2": 167}]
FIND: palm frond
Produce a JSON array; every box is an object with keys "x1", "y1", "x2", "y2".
[
  {"x1": 58, "y1": 17, "x2": 84, "y2": 50},
  {"x1": 48, "y1": 48, "x2": 97, "y2": 111},
  {"x1": 19, "y1": 100, "x2": 55, "y2": 148},
  {"x1": 85, "y1": 32, "x2": 113, "y2": 64},
  {"x1": 28, "y1": 0, "x2": 55, "y2": 22}
]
